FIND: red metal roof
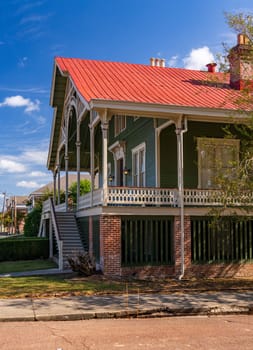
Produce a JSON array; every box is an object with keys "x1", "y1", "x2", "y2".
[{"x1": 55, "y1": 57, "x2": 244, "y2": 111}]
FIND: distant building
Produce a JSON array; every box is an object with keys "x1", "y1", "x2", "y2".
[
  {"x1": 5, "y1": 196, "x2": 28, "y2": 234},
  {"x1": 28, "y1": 173, "x2": 90, "y2": 210}
]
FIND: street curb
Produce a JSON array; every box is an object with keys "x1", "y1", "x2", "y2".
[{"x1": 1, "y1": 305, "x2": 253, "y2": 322}]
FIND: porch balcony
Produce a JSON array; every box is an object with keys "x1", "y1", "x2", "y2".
[{"x1": 72, "y1": 187, "x2": 253, "y2": 211}]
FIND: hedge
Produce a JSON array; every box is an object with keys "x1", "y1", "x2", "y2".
[{"x1": 0, "y1": 237, "x2": 49, "y2": 261}]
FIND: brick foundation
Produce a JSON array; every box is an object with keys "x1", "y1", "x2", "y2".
[
  {"x1": 100, "y1": 215, "x2": 121, "y2": 276},
  {"x1": 121, "y1": 265, "x2": 174, "y2": 279},
  {"x1": 95, "y1": 214, "x2": 253, "y2": 279},
  {"x1": 174, "y1": 215, "x2": 191, "y2": 278},
  {"x1": 186, "y1": 263, "x2": 253, "y2": 278}
]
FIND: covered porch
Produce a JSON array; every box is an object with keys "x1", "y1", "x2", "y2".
[{"x1": 54, "y1": 186, "x2": 253, "y2": 212}]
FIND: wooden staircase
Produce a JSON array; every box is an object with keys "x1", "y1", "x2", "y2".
[{"x1": 55, "y1": 212, "x2": 85, "y2": 268}]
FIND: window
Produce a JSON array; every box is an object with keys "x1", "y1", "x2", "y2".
[
  {"x1": 114, "y1": 115, "x2": 126, "y2": 136},
  {"x1": 197, "y1": 137, "x2": 239, "y2": 189},
  {"x1": 132, "y1": 143, "x2": 146, "y2": 187}
]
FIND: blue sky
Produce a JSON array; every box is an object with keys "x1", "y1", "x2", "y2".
[{"x1": 0, "y1": 0, "x2": 252, "y2": 203}]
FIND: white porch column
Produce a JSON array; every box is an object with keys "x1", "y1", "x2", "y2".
[
  {"x1": 53, "y1": 171, "x2": 57, "y2": 205},
  {"x1": 101, "y1": 120, "x2": 109, "y2": 205},
  {"x1": 175, "y1": 117, "x2": 187, "y2": 280},
  {"x1": 57, "y1": 164, "x2": 61, "y2": 205},
  {"x1": 176, "y1": 127, "x2": 184, "y2": 206},
  {"x1": 155, "y1": 128, "x2": 160, "y2": 187},
  {"x1": 65, "y1": 152, "x2": 69, "y2": 211},
  {"x1": 76, "y1": 121, "x2": 81, "y2": 209},
  {"x1": 49, "y1": 218, "x2": 53, "y2": 258},
  {"x1": 89, "y1": 124, "x2": 95, "y2": 207}
]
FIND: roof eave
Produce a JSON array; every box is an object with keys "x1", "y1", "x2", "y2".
[{"x1": 89, "y1": 99, "x2": 246, "y2": 121}]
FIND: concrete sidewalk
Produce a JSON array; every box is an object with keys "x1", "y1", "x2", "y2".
[
  {"x1": 1, "y1": 269, "x2": 253, "y2": 322},
  {"x1": 1, "y1": 291, "x2": 253, "y2": 322}
]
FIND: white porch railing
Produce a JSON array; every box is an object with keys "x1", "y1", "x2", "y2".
[
  {"x1": 184, "y1": 189, "x2": 253, "y2": 206},
  {"x1": 107, "y1": 187, "x2": 177, "y2": 206},
  {"x1": 55, "y1": 202, "x2": 66, "y2": 212},
  {"x1": 78, "y1": 188, "x2": 103, "y2": 209},
  {"x1": 77, "y1": 187, "x2": 253, "y2": 210}
]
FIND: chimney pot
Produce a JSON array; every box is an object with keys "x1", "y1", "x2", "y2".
[
  {"x1": 160, "y1": 59, "x2": 165, "y2": 67},
  {"x1": 155, "y1": 58, "x2": 160, "y2": 67},
  {"x1": 150, "y1": 57, "x2": 155, "y2": 66},
  {"x1": 238, "y1": 33, "x2": 250, "y2": 45},
  {"x1": 206, "y1": 62, "x2": 217, "y2": 73}
]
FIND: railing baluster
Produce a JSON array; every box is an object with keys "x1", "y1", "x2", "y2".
[{"x1": 77, "y1": 187, "x2": 253, "y2": 209}]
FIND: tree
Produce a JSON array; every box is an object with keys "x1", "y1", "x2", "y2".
[
  {"x1": 209, "y1": 12, "x2": 253, "y2": 221},
  {"x1": 69, "y1": 179, "x2": 91, "y2": 204}
]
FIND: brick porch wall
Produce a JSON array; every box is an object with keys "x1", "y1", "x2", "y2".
[
  {"x1": 121, "y1": 265, "x2": 174, "y2": 278},
  {"x1": 174, "y1": 215, "x2": 191, "y2": 278},
  {"x1": 98, "y1": 213, "x2": 253, "y2": 279},
  {"x1": 186, "y1": 263, "x2": 253, "y2": 278},
  {"x1": 100, "y1": 215, "x2": 121, "y2": 276}
]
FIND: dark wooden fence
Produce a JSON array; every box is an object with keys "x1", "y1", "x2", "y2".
[
  {"x1": 191, "y1": 217, "x2": 253, "y2": 263},
  {"x1": 121, "y1": 216, "x2": 173, "y2": 266}
]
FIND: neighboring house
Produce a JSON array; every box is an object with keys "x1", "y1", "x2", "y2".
[
  {"x1": 28, "y1": 173, "x2": 90, "y2": 210},
  {"x1": 41, "y1": 33, "x2": 253, "y2": 278},
  {"x1": 5, "y1": 196, "x2": 28, "y2": 234}
]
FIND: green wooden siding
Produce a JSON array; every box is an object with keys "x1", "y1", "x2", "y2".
[
  {"x1": 160, "y1": 125, "x2": 177, "y2": 187},
  {"x1": 92, "y1": 216, "x2": 100, "y2": 263},
  {"x1": 106, "y1": 118, "x2": 240, "y2": 189},
  {"x1": 160, "y1": 121, "x2": 235, "y2": 188},
  {"x1": 108, "y1": 116, "x2": 156, "y2": 186},
  {"x1": 121, "y1": 216, "x2": 173, "y2": 266}
]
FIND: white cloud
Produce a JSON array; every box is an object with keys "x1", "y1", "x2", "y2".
[
  {"x1": 0, "y1": 158, "x2": 26, "y2": 173},
  {"x1": 21, "y1": 150, "x2": 47, "y2": 165},
  {"x1": 20, "y1": 14, "x2": 51, "y2": 25},
  {"x1": 168, "y1": 55, "x2": 179, "y2": 67},
  {"x1": 0, "y1": 87, "x2": 49, "y2": 94},
  {"x1": 30, "y1": 171, "x2": 48, "y2": 177},
  {"x1": 18, "y1": 57, "x2": 28, "y2": 68},
  {"x1": 16, "y1": 180, "x2": 44, "y2": 189},
  {"x1": 37, "y1": 116, "x2": 46, "y2": 125},
  {"x1": 183, "y1": 46, "x2": 215, "y2": 70},
  {"x1": 0, "y1": 95, "x2": 40, "y2": 113}
]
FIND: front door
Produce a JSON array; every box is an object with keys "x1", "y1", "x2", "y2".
[{"x1": 116, "y1": 158, "x2": 124, "y2": 186}]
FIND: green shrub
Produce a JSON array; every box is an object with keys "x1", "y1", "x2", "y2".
[
  {"x1": 0, "y1": 237, "x2": 49, "y2": 261},
  {"x1": 24, "y1": 206, "x2": 42, "y2": 237}
]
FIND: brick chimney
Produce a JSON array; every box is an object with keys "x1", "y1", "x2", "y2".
[{"x1": 228, "y1": 33, "x2": 253, "y2": 90}]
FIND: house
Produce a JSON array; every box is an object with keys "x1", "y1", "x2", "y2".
[
  {"x1": 41, "y1": 33, "x2": 253, "y2": 278},
  {"x1": 5, "y1": 196, "x2": 28, "y2": 234}
]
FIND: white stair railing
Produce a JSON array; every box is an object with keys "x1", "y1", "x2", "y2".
[{"x1": 48, "y1": 198, "x2": 63, "y2": 270}]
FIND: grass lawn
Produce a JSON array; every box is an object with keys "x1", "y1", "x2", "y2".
[
  {"x1": 0, "y1": 274, "x2": 138, "y2": 298},
  {"x1": 1, "y1": 260, "x2": 253, "y2": 299},
  {"x1": 1, "y1": 273, "x2": 253, "y2": 299},
  {"x1": 0, "y1": 260, "x2": 57, "y2": 274}
]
